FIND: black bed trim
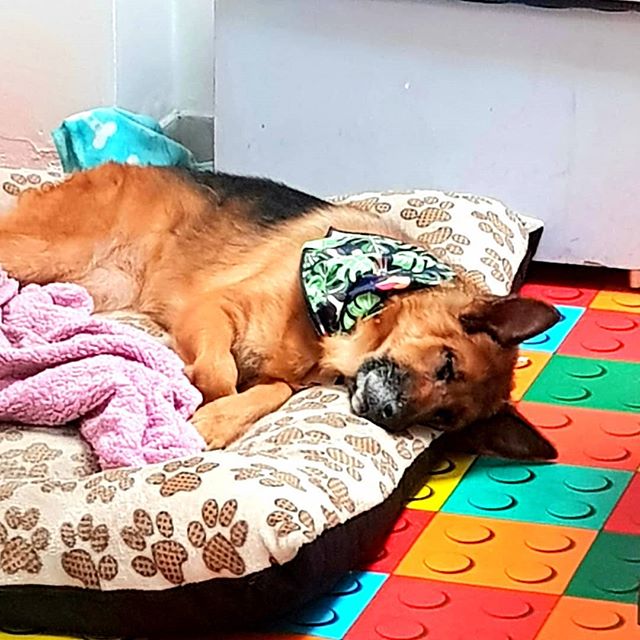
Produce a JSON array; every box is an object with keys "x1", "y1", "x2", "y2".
[
  {"x1": 460, "y1": 0, "x2": 640, "y2": 12},
  {"x1": 0, "y1": 448, "x2": 436, "y2": 637},
  {"x1": 511, "y1": 224, "x2": 543, "y2": 294}
]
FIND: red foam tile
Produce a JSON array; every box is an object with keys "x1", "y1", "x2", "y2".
[
  {"x1": 605, "y1": 474, "x2": 640, "y2": 535},
  {"x1": 520, "y1": 284, "x2": 598, "y2": 308},
  {"x1": 558, "y1": 309, "x2": 640, "y2": 362},
  {"x1": 345, "y1": 576, "x2": 558, "y2": 640},
  {"x1": 362, "y1": 509, "x2": 434, "y2": 573},
  {"x1": 519, "y1": 402, "x2": 640, "y2": 470}
]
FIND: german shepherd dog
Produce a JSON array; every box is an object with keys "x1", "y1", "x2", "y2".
[{"x1": 0, "y1": 163, "x2": 559, "y2": 459}]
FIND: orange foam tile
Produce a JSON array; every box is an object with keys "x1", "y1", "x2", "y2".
[
  {"x1": 591, "y1": 291, "x2": 640, "y2": 314},
  {"x1": 512, "y1": 351, "x2": 552, "y2": 401},
  {"x1": 406, "y1": 454, "x2": 476, "y2": 512},
  {"x1": 395, "y1": 513, "x2": 596, "y2": 594},
  {"x1": 536, "y1": 596, "x2": 640, "y2": 639}
]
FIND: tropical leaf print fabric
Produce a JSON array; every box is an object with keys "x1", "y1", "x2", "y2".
[{"x1": 300, "y1": 228, "x2": 455, "y2": 335}]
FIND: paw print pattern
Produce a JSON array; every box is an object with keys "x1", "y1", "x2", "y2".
[
  {"x1": 344, "y1": 196, "x2": 392, "y2": 215},
  {"x1": 284, "y1": 390, "x2": 341, "y2": 413},
  {"x1": 2, "y1": 172, "x2": 56, "y2": 198},
  {"x1": 71, "y1": 451, "x2": 101, "y2": 478},
  {"x1": 344, "y1": 434, "x2": 399, "y2": 480},
  {"x1": 505, "y1": 207, "x2": 529, "y2": 238},
  {"x1": 0, "y1": 507, "x2": 50, "y2": 575},
  {"x1": 84, "y1": 468, "x2": 138, "y2": 504},
  {"x1": 481, "y1": 247, "x2": 514, "y2": 284},
  {"x1": 321, "y1": 505, "x2": 341, "y2": 530},
  {"x1": 266, "y1": 498, "x2": 315, "y2": 540},
  {"x1": 395, "y1": 435, "x2": 427, "y2": 460},
  {"x1": 400, "y1": 197, "x2": 454, "y2": 227},
  {"x1": 146, "y1": 457, "x2": 218, "y2": 497},
  {"x1": 303, "y1": 412, "x2": 364, "y2": 429},
  {"x1": 443, "y1": 192, "x2": 495, "y2": 206},
  {"x1": 0, "y1": 425, "x2": 23, "y2": 443},
  {"x1": 451, "y1": 264, "x2": 490, "y2": 293},
  {"x1": 60, "y1": 514, "x2": 117, "y2": 589},
  {"x1": 325, "y1": 477, "x2": 356, "y2": 513},
  {"x1": 0, "y1": 442, "x2": 63, "y2": 479},
  {"x1": 121, "y1": 509, "x2": 188, "y2": 585},
  {"x1": 345, "y1": 434, "x2": 382, "y2": 456},
  {"x1": 472, "y1": 210, "x2": 516, "y2": 253},
  {"x1": 231, "y1": 462, "x2": 304, "y2": 490},
  {"x1": 302, "y1": 469, "x2": 356, "y2": 514},
  {"x1": 0, "y1": 481, "x2": 26, "y2": 502},
  {"x1": 187, "y1": 499, "x2": 248, "y2": 576},
  {"x1": 301, "y1": 447, "x2": 364, "y2": 481},
  {"x1": 266, "y1": 426, "x2": 330, "y2": 446},
  {"x1": 38, "y1": 479, "x2": 78, "y2": 495},
  {"x1": 417, "y1": 227, "x2": 453, "y2": 248}
]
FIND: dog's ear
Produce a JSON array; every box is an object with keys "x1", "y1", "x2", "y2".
[
  {"x1": 438, "y1": 405, "x2": 558, "y2": 460},
  {"x1": 460, "y1": 296, "x2": 561, "y2": 347}
]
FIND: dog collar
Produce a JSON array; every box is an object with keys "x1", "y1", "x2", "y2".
[{"x1": 300, "y1": 228, "x2": 455, "y2": 336}]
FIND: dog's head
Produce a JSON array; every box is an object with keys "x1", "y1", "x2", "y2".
[{"x1": 322, "y1": 289, "x2": 561, "y2": 460}]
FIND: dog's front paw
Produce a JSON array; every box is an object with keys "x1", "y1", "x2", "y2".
[{"x1": 190, "y1": 399, "x2": 250, "y2": 450}]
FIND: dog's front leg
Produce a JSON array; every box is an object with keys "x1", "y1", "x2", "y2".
[
  {"x1": 173, "y1": 297, "x2": 239, "y2": 402},
  {"x1": 191, "y1": 381, "x2": 293, "y2": 449}
]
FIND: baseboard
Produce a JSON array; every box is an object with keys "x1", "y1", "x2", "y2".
[{"x1": 160, "y1": 110, "x2": 214, "y2": 166}]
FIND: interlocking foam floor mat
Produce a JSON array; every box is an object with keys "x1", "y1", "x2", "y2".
[
  {"x1": 224, "y1": 279, "x2": 640, "y2": 640},
  {"x1": 1, "y1": 272, "x2": 639, "y2": 639}
]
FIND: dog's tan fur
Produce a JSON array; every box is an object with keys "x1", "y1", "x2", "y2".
[{"x1": 0, "y1": 163, "x2": 558, "y2": 457}]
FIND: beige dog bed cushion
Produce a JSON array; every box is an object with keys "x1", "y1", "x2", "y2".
[{"x1": 0, "y1": 178, "x2": 542, "y2": 637}]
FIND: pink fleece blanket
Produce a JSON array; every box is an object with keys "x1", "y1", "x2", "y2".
[{"x1": 0, "y1": 269, "x2": 204, "y2": 469}]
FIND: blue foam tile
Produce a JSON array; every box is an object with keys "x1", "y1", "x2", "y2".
[
  {"x1": 521, "y1": 305, "x2": 585, "y2": 353},
  {"x1": 273, "y1": 570, "x2": 387, "y2": 639}
]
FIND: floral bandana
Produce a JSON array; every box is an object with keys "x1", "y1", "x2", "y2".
[{"x1": 300, "y1": 228, "x2": 456, "y2": 336}]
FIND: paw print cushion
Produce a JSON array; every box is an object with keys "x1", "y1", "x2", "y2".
[
  {"x1": 0, "y1": 173, "x2": 543, "y2": 637},
  {"x1": 330, "y1": 189, "x2": 543, "y2": 296}
]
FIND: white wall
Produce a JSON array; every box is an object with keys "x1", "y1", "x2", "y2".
[
  {"x1": 0, "y1": 1, "x2": 115, "y2": 169},
  {"x1": 213, "y1": 0, "x2": 640, "y2": 269},
  {"x1": 115, "y1": 0, "x2": 214, "y2": 121},
  {"x1": 0, "y1": 0, "x2": 214, "y2": 169}
]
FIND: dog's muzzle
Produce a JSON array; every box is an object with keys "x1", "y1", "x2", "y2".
[{"x1": 348, "y1": 357, "x2": 409, "y2": 431}]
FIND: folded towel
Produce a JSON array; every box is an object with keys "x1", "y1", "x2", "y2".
[
  {"x1": 0, "y1": 268, "x2": 204, "y2": 469},
  {"x1": 52, "y1": 106, "x2": 195, "y2": 173}
]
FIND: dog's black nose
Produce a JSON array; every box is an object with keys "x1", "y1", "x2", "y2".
[
  {"x1": 350, "y1": 357, "x2": 408, "y2": 431},
  {"x1": 363, "y1": 397, "x2": 402, "y2": 428}
]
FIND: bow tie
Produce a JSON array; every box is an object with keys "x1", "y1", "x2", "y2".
[{"x1": 300, "y1": 228, "x2": 455, "y2": 336}]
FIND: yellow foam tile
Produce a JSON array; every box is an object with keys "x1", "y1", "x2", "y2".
[
  {"x1": 406, "y1": 453, "x2": 476, "y2": 511},
  {"x1": 590, "y1": 290, "x2": 640, "y2": 314},
  {"x1": 512, "y1": 351, "x2": 551, "y2": 401}
]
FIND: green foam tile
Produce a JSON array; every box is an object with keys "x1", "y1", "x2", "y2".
[
  {"x1": 567, "y1": 531, "x2": 640, "y2": 603},
  {"x1": 524, "y1": 355, "x2": 640, "y2": 413}
]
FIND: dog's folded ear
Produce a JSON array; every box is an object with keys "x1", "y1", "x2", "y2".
[
  {"x1": 437, "y1": 405, "x2": 558, "y2": 460},
  {"x1": 460, "y1": 296, "x2": 561, "y2": 347}
]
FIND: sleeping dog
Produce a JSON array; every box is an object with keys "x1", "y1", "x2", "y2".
[{"x1": 0, "y1": 163, "x2": 559, "y2": 458}]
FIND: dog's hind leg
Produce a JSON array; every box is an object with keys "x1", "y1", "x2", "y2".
[{"x1": 0, "y1": 228, "x2": 95, "y2": 284}]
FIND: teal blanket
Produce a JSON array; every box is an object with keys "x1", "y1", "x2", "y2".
[{"x1": 52, "y1": 107, "x2": 195, "y2": 173}]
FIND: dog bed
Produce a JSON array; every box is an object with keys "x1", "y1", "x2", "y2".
[{"x1": 0, "y1": 180, "x2": 543, "y2": 636}]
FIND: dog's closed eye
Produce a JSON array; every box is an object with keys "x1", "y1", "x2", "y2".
[{"x1": 435, "y1": 349, "x2": 456, "y2": 382}]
